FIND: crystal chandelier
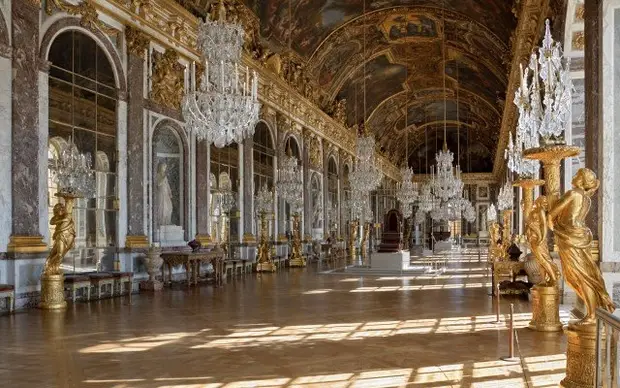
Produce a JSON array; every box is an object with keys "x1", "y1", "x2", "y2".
[
  {"x1": 49, "y1": 139, "x2": 96, "y2": 198},
  {"x1": 505, "y1": 131, "x2": 540, "y2": 178},
  {"x1": 349, "y1": 125, "x2": 382, "y2": 193},
  {"x1": 414, "y1": 209, "x2": 425, "y2": 225},
  {"x1": 396, "y1": 166, "x2": 418, "y2": 218},
  {"x1": 183, "y1": 1, "x2": 260, "y2": 148},
  {"x1": 276, "y1": 152, "x2": 303, "y2": 213},
  {"x1": 255, "y1": 184, "x2": 274, "y2": 215},
  {"x1": 418, "y1": 183, "x2": 434, "y2": 213},
  {"x1": 498, "y1": 182, "x2": 514, "y2": 211},
  {"x1": 487, "y1": 203, "x2": 498, "y2": 221},
  {"x1": 431, "y1": 148, "x2": 462, "y2": 202},
  {"x1": 513, "y1": 19, "x2": 572, "y2": 146},
  {"x1": 463, "y1": 201, "x2": 476, "y2": 223}
]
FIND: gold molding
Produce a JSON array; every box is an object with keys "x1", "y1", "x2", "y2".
[
  {"x1": 126, "y1": 26, "x2": 150, "y2": 56},
  {"x1": 46, "y1": 0, "x2": 119, "y2": 35},
  {"x1": 492, "y1": 0, "x2": 551, "y2": 181},
  {"x1": 7, "y1": 235, "x2": 48, "y2": 254},
  {"x1": 572, "y1": 31, "x2": 585, "y2": 51},
  {"x1": 125, "y1": 235, "x2": 149, "y2": 248},
  {"x1": 150, "y1": 49, "x2": 184, "y2": 110}
]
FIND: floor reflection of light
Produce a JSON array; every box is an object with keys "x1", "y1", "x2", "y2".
[
  {"x1": 223, "y1": 378, "x2": 291, "y2": 387},
  {"x1": 303, "y1": 289, "x2": 332, "y2": 295},
  {"x1": 80, "y1": 332, "x2": 195, "y2": 353},
  {"x1": 351, "y1": 369, "x2": 413, "y2": 388},
  {"x1": 350, "y1": 283, "x2": 491, "y2": 292},
  {"x1": 157, "y1": 384, "x2": 222, "y2": 388}
]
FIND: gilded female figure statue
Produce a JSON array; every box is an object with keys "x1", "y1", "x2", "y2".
[
  {"x1": 548, "y1": 168, "x2": 615, "y2": 325},
  {"x1": 44, "y1": 200, "x2": 76, "y2": 276},
  {"x1": 488, "y1": 222, "x2": 502, "y2": 261},
  {"x1": 526, "y1": 196, "x2": 559, "y2": 286}
]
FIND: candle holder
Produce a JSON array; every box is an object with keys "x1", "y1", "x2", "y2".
[
  {"x1": 41, "y1": 140, "x2": 95, "y2": 310},
  {"x1": 255, "y1": 185, "x2": 275, "y2": 272}
]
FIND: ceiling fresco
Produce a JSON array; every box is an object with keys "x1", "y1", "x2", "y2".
[{"x1": 178, "y1": 0, "x2": 517, "y2": 173}]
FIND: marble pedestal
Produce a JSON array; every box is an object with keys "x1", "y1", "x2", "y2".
[{"x1": 371, "y1": 251, "x2": 410, "y2": 271}]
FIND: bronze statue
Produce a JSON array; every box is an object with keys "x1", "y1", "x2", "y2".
[
  {"x1": 44, "y1": 199, "x2": 76, "y2": 276},
  {"x1": 526, "y1": 196, "x2": 559, "y2": 285},
  {"x1": 548, "y1": 168, "x2": 615, "y2": 325}
]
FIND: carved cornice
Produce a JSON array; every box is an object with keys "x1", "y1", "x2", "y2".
[
  {"x1": 414, "y1": 172, "x2": 497, "y2": 185},
  {"x1": 46, "y1": 0, "x2": 119, "y2": 35},
  {"x1": 126, "y1": 26, "x2": 150, "y2": 56},
  {"x1": 493, "y1": 0, "x2": 551, "y2": 181},
  {"x1": 90, "y1": 0, "x2": 401, "y2": 182}
]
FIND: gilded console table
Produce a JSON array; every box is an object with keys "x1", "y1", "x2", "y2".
[{"x1": 161, "y1": 251, "x2": 225, "y2": 287}]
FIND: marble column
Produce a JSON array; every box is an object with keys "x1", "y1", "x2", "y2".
[
  {"x1": 242, "y1": 137, "x2": 254, "y2": 238},
  {"x1": 584, "y1": 0, "x2": 602, "y2": 242},
  {"x1": 195, "y1": 139, "x2": 210, "y2": 245},
  {"x1": 8, "y1": 0, "x2": 47, "y2": 254},
  {"x1": 124, "y1": 27, "x2": 150, "y2": 248}
]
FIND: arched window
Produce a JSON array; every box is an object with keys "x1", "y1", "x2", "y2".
[
  {"x1": 47, "y1": 30, "x2": 118, "y2": 272},
  {"x1": 152, "y1": 125, "x2": 184, "y2": 243},
  {"x1": 210, "y1": 143, "x2": 239, "y2": 242},
  {"x1": 253, "y1": 122, "x2": 275, "y2": 193}
]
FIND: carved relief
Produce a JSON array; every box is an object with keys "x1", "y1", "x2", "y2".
[
  {"x1": 572, "y1": 31, "x2": 584, "y2": 51},
  {"x1": 309, "y1": 136, "x2": 323, "y2": 170},
  {"x1": 46, "y1": 0, "x2": 119, "y2": 35},
  {"x1": 150, "y1": 49, "x2": 185, "y2": 110},
  {"x1": 126, "y1": 26, "x2": 150, "y2": 56}
]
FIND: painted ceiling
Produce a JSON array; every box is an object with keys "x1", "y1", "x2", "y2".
[{"x1": 179, "y1": 0, "x2": 517, "y2": 173}]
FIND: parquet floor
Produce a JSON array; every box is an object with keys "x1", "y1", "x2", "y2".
[{"x1": 0, "y1": 250, "x2": 567, "y2": 387}]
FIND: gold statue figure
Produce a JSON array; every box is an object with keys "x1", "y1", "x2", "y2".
[
  {"x1": 548, "y1": 168, "x2": 615, "y2": 325},
  {"x1": 526, "y1": 196, "x2": 559, "y2": 285},
  {"x1": 488, "y1": 221, "x2": 503, "y2": 261},
  {"x1": 44, "y1": 197, "x2": 76, "y2": 276}
]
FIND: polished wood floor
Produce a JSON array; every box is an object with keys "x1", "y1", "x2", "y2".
[{"x1": 0, "y1": 250, "x2": 567, "y2": 387}]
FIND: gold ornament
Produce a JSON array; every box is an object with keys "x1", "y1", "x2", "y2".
[
  {"x1": 349, "y1": 220, "x2": 359, "y2": 264},
  {"x1": 360, "y1": 222, "x2": 370, "y2": 263},
  {"x1": 488, "y1": 221, "x2": 502, "y2": 262},
  {"x1": 526, "y1": 196, "x2": 559, "y2": 286},
  {"x1": 289, "y1": 213, "x2": 305, "y2": 267},
  {"x1": 256, "y1": 213, "x2": 275, "y2": 272},
  {"x1": 548, "y1": 168, "x2": 614, "y2": 326},
  {"x1": 44, "y1": 195, "x2": 77, "y2": 276},
  {"x1": 126, "y1": 26, "x2": 150, "y2": 56},
  {"x1": 150, "y1": 49, "x2": 185, "y2": 110}
]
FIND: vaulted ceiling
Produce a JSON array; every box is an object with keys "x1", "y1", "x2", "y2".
[{"x1": 180, "y1": 0, "x2": 519, "y2": 173}]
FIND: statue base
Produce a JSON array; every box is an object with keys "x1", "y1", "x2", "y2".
[
  {"x1": 39, "y1": 274, "x2": 67, "y2": 310},
  {"x1": 140, "y1": 280, "x2": 163, "y2": 291},
  {"x1": 256, "y1": 261, "x2": 276, "y2": 272},
  {"x1": 289, "y1": 255, "x2": 306, "y2": 267},
  {"x1": 560, "y1": 323, "x2": 597, "y2": 388},
  {"x1": 528, "y1": 285, "x2": 563, "y2": 332}
]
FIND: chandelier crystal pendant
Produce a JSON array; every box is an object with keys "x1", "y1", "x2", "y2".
[
  {"x1": 431, "y1": 147, "x2": 463, "y2": 202},
  {"x1": 497, "y1": 182, "x2": 514, "y2": 211},
  {"x1": 513, "y1": 19, "x2": 572, "y2": 146},
  {"x1": 183, "y1": 1, "x2": 260, "y2": 148},
  {"x1": 349, "y1": 125, "x2": 382, "y2": 193},
  {"x1": 463, "y1": 201, "x2": 476, "y2": 223},
  {"x1": 418, "y1": 183, "x2": 434, "y2": 213}
]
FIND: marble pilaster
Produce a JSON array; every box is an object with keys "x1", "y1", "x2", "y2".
[
  {"x1": 8, "y1": 0, "x2": 46, "y2": 253},
  {"x1": 0, "y1": 55, "x2": 11, "y2": 251},
  {"x1": 243, "y1": 137, "x2": 254, "y2": 236},
  {"x1": 125, "y1": 29, "x2": 149, "y2": 248},
  {"x1": 584, "y1": 0, "x2": 603, "y2": 241},
  {"x1": 195, "y1": 139, "x2": 210, "y2": 243},
  {"x1": 302, "y1": 135, "x2": 311, "y2": 236}
]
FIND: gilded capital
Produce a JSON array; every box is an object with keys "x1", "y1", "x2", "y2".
[{"x1": 126, "y1": 26, "x2": 150, "y2": 57}]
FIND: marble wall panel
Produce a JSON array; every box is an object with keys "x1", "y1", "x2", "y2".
[
  {"x1": 127, "y1": 53, "x2": 146, "y2": 237},
  {"x1": 11, "y1": 0, "x2": 40, "y2": 236},
  {"x1": 0, "y1": 56, "x2": 11, "y2": 251}
]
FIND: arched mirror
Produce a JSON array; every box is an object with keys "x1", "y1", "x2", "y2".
[
  {"x1": 47, "y1": 30, "x2": 118, "y2": 272},
  {"x1": 152, "y1": 124, "x2": 185, "y2": 244}
]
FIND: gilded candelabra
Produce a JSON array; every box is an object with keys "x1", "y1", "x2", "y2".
[
  {"x1": 360, "y1": 222, "x2": 370, "y2": 264},
  {"x1": 501, "y1": 209, "x2": 513, "y2": 252},
  {"x1": 42, "y1": 139, "x2": 95, "y2": 310},
  {"x1": 348, "y1": 219, "x2": 359, "y2": 264},
  {"x1": 289, "y1": 212, "x2": 305, "y2": 267},
  {"x1": 256, "y1": 212, "x2": 275, "y2": 272}
]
